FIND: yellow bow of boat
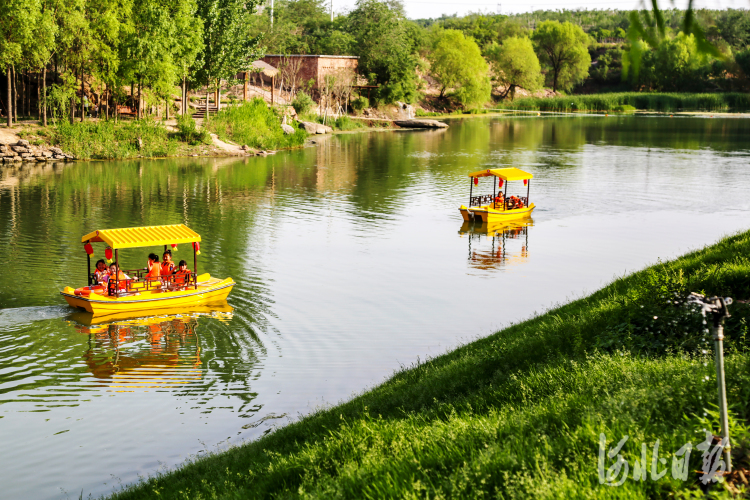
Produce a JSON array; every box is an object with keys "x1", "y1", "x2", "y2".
[
  {"x1": 459, "y1": 167, "x2": 535, "y2": 223},
  {"x1": 61, "y1": 224, "x2": 234, "y2": 315}
]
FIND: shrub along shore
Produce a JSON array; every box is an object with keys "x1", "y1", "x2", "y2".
[
  {"x1": 106, "y1": 230, "x2": 750, "y2": 499},
  {"x1": 496, "y1": 92, "x2": 750, "y2": 113},
  {"x1": 12, "y1": 100, "x2": 307, "y2": 161}
]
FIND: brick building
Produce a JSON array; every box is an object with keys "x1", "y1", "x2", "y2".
[{"x1": 261, "y1": 55, "x2": 359, "y2": 90}]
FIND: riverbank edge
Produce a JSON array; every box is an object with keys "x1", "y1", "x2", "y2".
[{"x1": 104, "y1": 230, "x2": 750, "y2": 499}]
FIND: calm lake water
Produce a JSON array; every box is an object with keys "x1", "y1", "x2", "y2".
[{"x1": 1, "y1": 115, "x2": 749, "y2": 499}]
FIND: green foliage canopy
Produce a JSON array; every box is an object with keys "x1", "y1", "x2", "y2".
[
  {"x1": 486, "y1": 36, "x2": 542, "y2": 100},
  {"x1": 532, "y1": 20, "x2": 591, "y2": 92},
  {"x1": 348, "y1": 0, "x2": 420, "y2": 104},
  {"x1": 428, "y1": 29, "x2": 490, "y2": 108}
]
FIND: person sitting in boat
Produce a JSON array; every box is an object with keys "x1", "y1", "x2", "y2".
[
  {"x1": 161, "y1": 250, "x2": 176, "y2": 277},
  {"x1": 107, "y1": 263, "x2": 131, "y2": 294},
  {"x1": 94, "y1": 259, "x2": 109, "y2": 284},
  {"x1": 173, "y1": 260, "x2": 192, "y2": 288},
  {"x1": 145, "y1": 253, "x2": 161, "y2": 281},
  {"x1": 494, "y1": 193, "x2": 505, "y2": 208}
]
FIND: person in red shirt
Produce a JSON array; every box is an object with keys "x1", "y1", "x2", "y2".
[
  {"x1": 174, "y1": 260, "x2": 192, "y2": 288},
  {"x1": 145, "y1": 253, "x2": 161, "y2": 282},
  {"x1": 161, "y1": 250, "x2": 176, "y2": 276}
]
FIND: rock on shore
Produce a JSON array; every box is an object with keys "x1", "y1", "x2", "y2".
[
  {"x1": 0, "y1": 139, "x2": 75, "y2": 163},
  {"x1": 299, "y1": 121, "x2": 333, "y2": 134},
  {"x1": 394, "y1": 119, "x2": 449, "y2": 129}
]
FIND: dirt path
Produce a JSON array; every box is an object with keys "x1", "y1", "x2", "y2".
[
  {"x1": 210, "y1": 133, "x2": 249, "y2": 155},
  {"x1": 0, "y1": 128, "x2": 20, "y2": 145}
]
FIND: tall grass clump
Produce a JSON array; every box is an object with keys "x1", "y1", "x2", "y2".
[
  {"x1": 175, "y1": 114, "x2": 211, "y2": 145},
  {"x1": 107, "y1": 230, "x2": 750, "y2": 500},
  {"x1": 54, "y1": 120, "x2": 177, "y2": 159},
  {"x1": 498, "y1": 92, "x2": 750, "y2": 113},
  {"x1": 206, "y1": 98, "x2": 307, "y2": 150}
]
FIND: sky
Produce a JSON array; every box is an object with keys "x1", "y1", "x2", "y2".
[{"x1": 327, "y1": 0, "x2": 747, "y2": 20}]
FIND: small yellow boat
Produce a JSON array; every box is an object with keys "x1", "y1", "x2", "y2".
[
  {"x1": 61, "y1": 224, "x2": 235, "y2": 315},
  {"x1": 459, "y1": 167, "x2": 535, "y2": 222}
]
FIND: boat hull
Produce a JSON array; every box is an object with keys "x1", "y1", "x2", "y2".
[
  {"x1": 460, "y1": 203, "x2": 535, "y2": 223},
  {"x1": 61, "y1": 277, "x2": 235, "y2": 314}
]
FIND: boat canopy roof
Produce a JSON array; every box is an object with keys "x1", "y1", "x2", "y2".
[
  {"x1": 81, "y1": 224, "x2": 201, "y2": 249},
  {"x1": 468, "y1": 168, "x2": 533, "y2": 181}
]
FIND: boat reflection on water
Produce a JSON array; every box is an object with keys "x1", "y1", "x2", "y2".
[
  {"x1": 67, "y1": 302, "x2": 233, "y2": 388},
  {"x1": 459, "y1": 219, "x2": 532, "y2": 271}
]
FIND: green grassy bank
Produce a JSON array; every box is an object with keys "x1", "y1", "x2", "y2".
[
  {"x1": 108, "y1": 231, "x2": 750, "y2": 499},
  {"x1": 496, "y1": 92, "x2": 750, "y2": 113},
  {"x1": 46, "y1": 120, "x2": 182, "y2": 160},
  {"x1": 205, "y1": 98, "x2": 307, "y2": 150}
]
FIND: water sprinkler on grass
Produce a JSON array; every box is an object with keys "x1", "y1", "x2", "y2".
[{"x1": 687, "y1": 292, "x2": 733, "y2": 473}]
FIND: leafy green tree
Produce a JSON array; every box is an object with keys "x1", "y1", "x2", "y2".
[
  {"x1": 119, "y1": 0, "x2": 177, "y2": 119},
  {"x1": 486, "y1": 36, "x2": 542, "y2": 100},
  {"x1": 347, "y1": 0, "x2": 420, "y2": 104},
  {"x1": 170, "y1": 0, "x2": 204, "y2": 117},
  {"x1": 428, "y1": 29, "x2": 490, "y2": 108},
  {"x1": 532, "y1": 20, "x2": 591, "y2": 92},
  {"x1": 0, "y1": 0, "x2": 40, "y2": 126},
  {"x1": 625, "y1": 32, "x2": 711, "y2": 91},
  {"x1": 195, "y1": 0, "x2": 263, "y2": 119}
]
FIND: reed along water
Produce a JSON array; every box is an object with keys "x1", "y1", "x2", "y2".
[{"x1": 1, "y1": 115, "x2": 749, "y2": 499}]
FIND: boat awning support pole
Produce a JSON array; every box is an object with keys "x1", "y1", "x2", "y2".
[
  {"x1": 115, "y1": 249, "x2": 119, "y2": 297},
  {"x1": 193, "y1": 242, "x2": 198, "y2": 290},
  {"x1": 469, "y1": 178, "x2": 473, "y2": 206},
  {"x1": 527, "y1": 180, "x2": 530, "y2": 204},
  {"x1": 493, "y1": 179, "x2": 496, "y2": 208},
  {"x1": 86, "y1": 242, "x2": 92, "y2": 286}
]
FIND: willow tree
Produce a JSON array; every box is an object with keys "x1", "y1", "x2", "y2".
[
  {"x1": 486, "y1": 36, "x2": 542, "y2": 101},
  {"x1": 532, "y1": 20, "x2": 590, "y2": 92},
  {"x1": 429, "y1": 29, "x2": 490, "y2": 108}
]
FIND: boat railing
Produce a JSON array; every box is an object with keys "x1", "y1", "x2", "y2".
[
  {"x1": 106, "y1": 270, "x2": 199, "y2": 297},
  {"x1": 495, "y1": 196, "x2": 529, "y2": 211},
  {"x1": 470, "y1": 194, "x2": 494, "y2": 206}
]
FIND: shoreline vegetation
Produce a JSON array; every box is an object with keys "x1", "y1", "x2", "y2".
[
  {"x1": 5, "y1": 91, "x2": 750, "y2": 162},
  {"x1": 105, "y1": 230, "x2": 750, "y2": 499}
]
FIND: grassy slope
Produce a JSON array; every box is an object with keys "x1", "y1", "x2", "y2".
[{"x1": 108, "y1": 231, "x2": 750, "y2": 499}]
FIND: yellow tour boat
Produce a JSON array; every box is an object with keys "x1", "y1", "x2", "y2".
[
  {"x1": 61, "y1": 224, "x2": 235, "y2": 315},
  {"x1": 459, "y1": 167, "x2": 535, "y2": 222}
]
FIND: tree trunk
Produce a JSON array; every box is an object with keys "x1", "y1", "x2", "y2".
[
  {"x1": 244, "y1": 72, "x2": 248, "y2": 101},
  {"x1": 80, "y1": 64, "x2": 84, "y2": 122},
  {"x1": 214, "y1": 79, "x2": 219, "y2": 110},
  {"x1": 42, "y1": 66, "x2": 47, "y2": 126},
  {"x1": 12, "y1": 66, "x2": 18, "y2": 122},
  {"x1": 37, "y1": 70, "x2": 41, "y2": 119},
  {"x1": 181, "y1": 76, "x2": 186, "y2": 115},
  {"x1": 205, "y1": 90, "x2": 209, "y2": 123},
  {"x1": 6, "y1": 67, "x2": 11, "y2": 127},
  {"x1": 137, "y1": 80, "x2": 142, "y2": 120},
  {"x1": 165, "y1": 97, "x2": 169, "y2": 120}
]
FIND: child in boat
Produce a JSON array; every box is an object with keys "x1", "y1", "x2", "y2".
[
  {"x1": 94, "y1": 259, "x2": 109, "y2": 284},
  {"x1": 107, "y1": 263, "x2": 131, "y2": 294},
  {"x1": 146, "y1": 253, "x2": 161, "y2": 280},
  {"x1": 161, "y1": 250, "x2": 176, "y2": 276},
  {"x1": 174, "y1": 260, "x2": 192, "y2": 288}
]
